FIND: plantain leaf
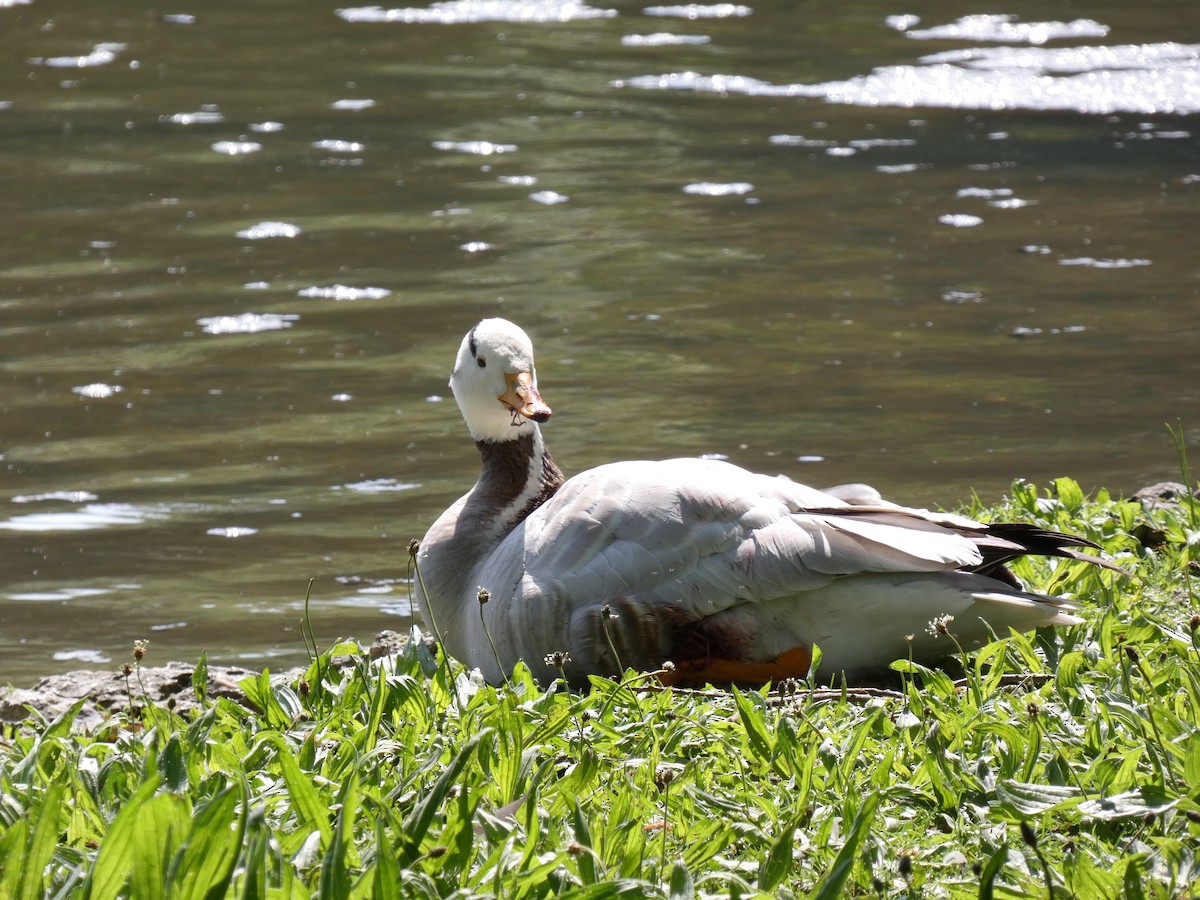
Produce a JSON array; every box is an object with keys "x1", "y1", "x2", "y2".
[
  {"x1": 810, "y1": 793, "x2": 879, "y2": 900},
  {"x1": 1077, "y1": 787, "x2": 1178, "y2": 822},
  {"x1": 399, "y1": 729, "x2": 491, "y2": 865},
  {"x1": 732, "y1": 687, "x2": 773, "y2": 765},
  {"x1": 757, "y1": 814, "x2": 797, "y2": 893},
  {"x1": 571, "y1": 798, "x2": 599, "y2": 886},
  {"x1": 193, "y1": 652, "x2": 209, "y2": 705},
  {"x1": 18, "y1": 782, "x2": 65, "y2": 900},
  {"x1": 259, "y1": 733, "x2": 334, "y2": 847},
  {"x1": 157, "y1": 734, "x2": 189, "y2": 794},
  {"x1": 667, "y1": 860, "x2": 694, "y2": 900},
  {"x1": 996, "y1": 780, "x2": 1083, "y2": 816},
  {"x1": 129, "y1": 792, "x2": 189, "y2": 900},
  {"x1": 1065, "y1": 847, "x2": 1121, "y2": 897},
  {"x1": 370, "y1": 816, "x2": 402, "y2": 900},
  {"x1": 86, "y1": 776, "x2": 164, "y2": 900},
  {"x1": 171, "y1": 780, "x2": 246, "y2": 900},
  {"x1": 1184, "y1": 734, "x2": 1200, "y2": 788},
  {"x1": 319, "y1": 774, "x2": 360, "y2": 900},
  {"x1": 1121, "y1": 855, "x2": 1148, "y2": 900},
  {"x1": 978, "y1": 843, "x2": 1008, "y2": 900},
  {"x1": 0, "y1": 818, "x2": 27, "y2": 900}
]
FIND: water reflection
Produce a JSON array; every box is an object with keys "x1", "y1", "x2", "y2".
[{"x1": 1, "y1": 0, "x2": 1197, "y2": 681}]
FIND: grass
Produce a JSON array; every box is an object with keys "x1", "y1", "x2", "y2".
[{"x1": 2, "y1": 477, "x2": 1199, "y2": 898}]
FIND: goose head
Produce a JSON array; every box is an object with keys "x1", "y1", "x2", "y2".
[{"x1": 450, "y1": 318, "x2": 552, "y2": 443}]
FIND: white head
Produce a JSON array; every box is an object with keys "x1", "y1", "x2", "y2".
[{"x1": 449, "y1": 318, "x2": 552, "y2": 443}]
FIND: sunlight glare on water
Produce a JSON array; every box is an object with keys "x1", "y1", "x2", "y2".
[
  {"x1": 336, "y1": 1, "x2": 617, "y2": 24},
  {"x1": 621, "y1": 38, "x2": 1200, "y2": 114}
]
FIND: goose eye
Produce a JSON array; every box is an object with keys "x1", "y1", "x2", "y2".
[{"x1": 477, "y1": 356, "x2": 487, "y2": 368}]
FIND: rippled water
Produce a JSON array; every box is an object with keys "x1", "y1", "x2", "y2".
[{"x1": 2, "y1": 0, "x2": 1198, "y2": 682}]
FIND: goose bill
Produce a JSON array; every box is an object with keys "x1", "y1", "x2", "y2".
[{"x1": 499, "y1": 371, "x2": 552, "y2": 423}]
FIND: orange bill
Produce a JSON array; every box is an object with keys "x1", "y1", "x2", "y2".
[{"x1": 499, "y1": 371, "x2": 552, "y2": 422}]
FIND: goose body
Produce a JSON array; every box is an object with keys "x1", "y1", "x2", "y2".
[{"x1": 417, "y1": 318, "x2": 1102, "y2": 686}]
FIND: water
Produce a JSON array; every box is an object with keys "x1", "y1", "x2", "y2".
[{"x1": 2, "y1": 0, "x2": 1198, "y2": 683}]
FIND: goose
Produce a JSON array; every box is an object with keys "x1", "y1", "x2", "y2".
[{"x1": 416, "y1": 317, "x2": 1112, "y2": 686}]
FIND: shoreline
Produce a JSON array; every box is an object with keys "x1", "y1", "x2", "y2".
[
  {"x1": 2, "y1": 481, "x2": 1191, "y2": 732},
  {"x1": 0, "y1": 631, "x2": 407, "y2": 732}
]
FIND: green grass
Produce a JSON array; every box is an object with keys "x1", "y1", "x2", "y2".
[{"x1": 2, "y1": 477, "x2": 1199, "y2": 898}]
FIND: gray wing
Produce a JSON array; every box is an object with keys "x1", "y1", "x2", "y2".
[
  {"x1": 470, "y1": 458, "x2": 984, "y2": 674},
  {"x1": 517, "y1": 458, "x2": 982, "y2": 608}
]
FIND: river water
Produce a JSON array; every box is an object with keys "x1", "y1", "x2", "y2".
[{"x1": 2, "y1": 0, "x2": 1197, "y2": 682}]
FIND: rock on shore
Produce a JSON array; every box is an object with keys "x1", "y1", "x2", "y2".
[
  {"x1": 0, "y1": 661, "x2": 285, "y2": 733},
  {"x1": 0, "y1": 631, "x2": 410, "y2": 733}
]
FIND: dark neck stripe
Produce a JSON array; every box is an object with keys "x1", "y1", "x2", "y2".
[{"x1": 474, "y1": 432, "x2": 565, "y2": 524}]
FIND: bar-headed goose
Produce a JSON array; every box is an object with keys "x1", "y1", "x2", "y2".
[{"x1": 415, "y1": 318, "x2": 1112, "y2": 686}]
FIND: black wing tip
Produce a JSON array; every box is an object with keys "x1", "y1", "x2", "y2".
[{"x1": 978, "y1": 523, "x2": 1130, "y2": 577}]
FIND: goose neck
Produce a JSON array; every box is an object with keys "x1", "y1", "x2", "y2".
[{"x1": 474, "y1": 428, "x2": 565, "y2": 526}]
